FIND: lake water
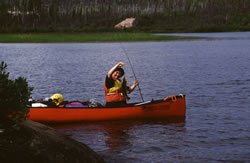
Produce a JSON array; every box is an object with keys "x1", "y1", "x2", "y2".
[{"x1": 1, "y1": 32, "x2": 250, "y2": 162}]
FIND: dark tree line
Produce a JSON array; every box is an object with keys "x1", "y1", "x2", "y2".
[{"x1": 0, "y1": 0, "x2": 249, "y2": 32}]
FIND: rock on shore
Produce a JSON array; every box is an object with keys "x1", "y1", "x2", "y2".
[{"x1": 0, "y1": 120, "x2": 105, "y2": 163}]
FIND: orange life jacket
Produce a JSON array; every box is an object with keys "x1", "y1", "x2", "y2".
[{"x1": 104, "y1": 80, "x2": 126, "y2": 102}]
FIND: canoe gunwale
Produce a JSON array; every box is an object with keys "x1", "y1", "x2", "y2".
[{"x1": 29, "y1": 95, "x2": 185, "y2": 109}]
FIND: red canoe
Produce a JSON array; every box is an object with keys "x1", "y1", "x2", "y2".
[{"x1": 28, "y1": 95, "x2": 186, "y2": 123}]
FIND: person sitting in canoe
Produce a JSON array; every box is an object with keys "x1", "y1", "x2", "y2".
[{"x1": 104, "y1": 62, "x2": 139, "y2": 107}]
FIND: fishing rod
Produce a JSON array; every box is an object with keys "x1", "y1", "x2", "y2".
[{"x1": 120, "y1": 42, "x2": 144, "y2": 102}]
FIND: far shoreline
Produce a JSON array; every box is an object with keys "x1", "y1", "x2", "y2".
[{"x1": 0, "y1": 32, "x2": 204, "y2": 43}]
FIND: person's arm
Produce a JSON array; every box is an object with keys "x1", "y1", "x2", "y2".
[
  {"x1": 128, "y1": 80, "x2": 139, "y2": 93},
  {"x1": 107, "y1": 62, "x2": 125, "y2": 78},
  {"x1": 105, "y1": 75, "x2": 113, "y2": 89}
]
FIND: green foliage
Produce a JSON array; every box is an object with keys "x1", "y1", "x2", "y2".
[
  {"x1": 0, "y1": 0, "x2": 249, "y2": 33},
  {"x1": 0, "y1": 61, "x2": 33, "y2": 124}
]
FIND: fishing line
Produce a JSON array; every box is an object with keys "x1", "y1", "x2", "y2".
[{"x1": 119, "y1": 42, "x2": 144, "y2": 102}]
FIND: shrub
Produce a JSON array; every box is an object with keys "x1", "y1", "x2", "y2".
[{"x1": 0, "y1": 61, "x2": 33, "y2": 124}]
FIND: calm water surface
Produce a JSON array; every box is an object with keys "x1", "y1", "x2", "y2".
[{"x1": 1, "y1": 32, "x2": 250, "y2": 162}]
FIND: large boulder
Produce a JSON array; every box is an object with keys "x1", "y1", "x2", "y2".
[
  {"x1": 0, "y1": 120, "x2": 105, "y2": 163},
  {"x1": 114, "y1": 18, "x2": 136, "y2": 29}
]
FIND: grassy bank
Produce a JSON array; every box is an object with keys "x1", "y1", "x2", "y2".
[{"x1": 0, "y1": 33, "x2": 202, "y2": 43}]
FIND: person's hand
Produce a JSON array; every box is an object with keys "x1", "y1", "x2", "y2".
[
  {"x1": 117, "y1": 62, "x2": 125, "y2": 67},
  {"x1": 134, "y1": 80, "x2": 139, "y2": 86},
  {"x1": 129, "y1": 80, "x2": 139, "y2": 92}
]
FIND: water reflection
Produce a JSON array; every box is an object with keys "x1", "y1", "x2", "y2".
[{"x1": 54, "y1": 119, "x2": 186, "y2": 152}]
